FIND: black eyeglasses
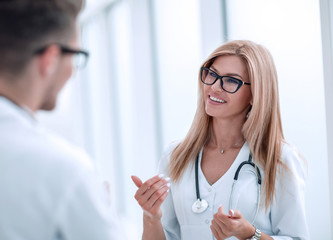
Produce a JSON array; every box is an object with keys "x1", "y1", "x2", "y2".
[
  {"x1": 200, "y1": 67, "x2": 251, "y2": 93},
  {"x1": 34, "y1": 44, "x2": 90, "y2": 69}
]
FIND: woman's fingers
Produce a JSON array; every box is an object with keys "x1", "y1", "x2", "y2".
[
  {"x1": 133, "y1": 174, "x2": 171, "y2": 210},
  {"x1": 210, "y1": 224, "x2": 220, "y2": 240},
  {"x1": 147, "y1": 189, "x2": 169, "y2": 215},
  {"x1": 141, "y1": 177, "x2": 170, "y2": 201},
  {"x1": 137, "y1": 179, "x2": 170, "y2": 208},
  {"x1": 135, "y1": 174, "x2": 164, "y2": 197},
  {"x1": 211, "y1": 206, "x2": 238, "y2": 238},
  {"x1": 214, "y1": 212, "x2": 228, "y2": 226},
  {"x1": 210, "y1": 219, "x2": 227, "y2": 240},
  {"x1": 131, "y1": 175, "x2": 143, "y2": 188},
  {"x1": 214, "y1": 206, "x2": 231, "y2": 225},
  {"x1": 212, "y1": 207, "x2": 248, "y2": 239},
  {"x1": 144, "y1": 183, "x2": 170, "y2": 209}
]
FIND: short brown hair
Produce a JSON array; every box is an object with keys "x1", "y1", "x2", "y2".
[{"x1": 0, "y1": 0, "x2": 83, "y2": 76}]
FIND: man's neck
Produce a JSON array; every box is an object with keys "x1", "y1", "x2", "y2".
[{"x1": 0, "y1": 77, "x2": 39, "y2": 112}]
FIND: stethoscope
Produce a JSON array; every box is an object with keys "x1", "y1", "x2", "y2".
[{"x1": 192, "y1": 151, "x2": 262, "y2": 224}]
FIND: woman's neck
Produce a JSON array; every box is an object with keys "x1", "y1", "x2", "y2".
[{"x1": 208, "y1": 117, "x2": 245, "y2": 150}]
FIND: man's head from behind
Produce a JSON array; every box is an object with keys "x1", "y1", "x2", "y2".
[{"x1": 0, "y1": 0, "x2": 84, "y2": 111}]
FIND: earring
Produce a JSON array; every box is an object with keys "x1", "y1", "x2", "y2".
[{"x1": 246, "y1": 105, "x2": 252, "y2": 118}]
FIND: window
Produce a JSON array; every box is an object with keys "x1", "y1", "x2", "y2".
[{"x1": 38, "y1": 0, "x2": 332, "y2": 238}]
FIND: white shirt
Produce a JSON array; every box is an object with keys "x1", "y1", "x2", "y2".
[
  {"x1": 0, "y1": 96, "x2": 124, "y2": 240},
  {"x1": 158, "y1": 141, "x2": 310, "y2": 240}
]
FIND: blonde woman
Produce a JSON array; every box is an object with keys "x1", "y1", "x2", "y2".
[{"x1": 132, "y1": 40, "x2": 309, "y2": 240}]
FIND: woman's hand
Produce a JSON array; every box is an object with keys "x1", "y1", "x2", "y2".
[
  {"x1": 210, "y1": 206, "x2": 255, "y2": 240},
  {"x1": 131, "y1": 174, "x2": 170, "y2": 223}
]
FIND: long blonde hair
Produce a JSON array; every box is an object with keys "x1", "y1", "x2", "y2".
[{"x1": 169, "y1": 40, "x2": 284, "y2": 209}]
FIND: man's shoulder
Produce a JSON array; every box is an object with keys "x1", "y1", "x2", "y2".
[
  {"x1": 41, "y1": 129, "x2": 93, "y2": 169},
  {"x1": 0, "y1": 114, "x2": 94, "y2": 176}
]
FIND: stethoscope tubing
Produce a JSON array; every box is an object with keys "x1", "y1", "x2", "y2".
[{"x1": 194, "y1": 151, "x2": 262, "y2": 224}]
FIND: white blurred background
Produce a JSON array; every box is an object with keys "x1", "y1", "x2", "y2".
[{"x1": 37, "y1": 0, "x2": 333, "y2": 239}]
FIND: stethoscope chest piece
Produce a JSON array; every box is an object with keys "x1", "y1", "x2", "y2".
[{"x1": 192, "y1": 199, "x2": 208, "y2": 213}]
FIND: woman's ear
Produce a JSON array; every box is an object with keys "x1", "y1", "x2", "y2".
[{"x1": 37, "y1": 45, "x2": 61, "y2": 78}]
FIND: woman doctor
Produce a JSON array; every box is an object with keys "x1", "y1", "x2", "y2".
[{"x1": 132, "y1": 40, "x2": 309, "y2": 240}]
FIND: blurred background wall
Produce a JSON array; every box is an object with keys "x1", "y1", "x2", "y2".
[{"x1": 37, "y1": 0, "x2": 333, "y2": 238}]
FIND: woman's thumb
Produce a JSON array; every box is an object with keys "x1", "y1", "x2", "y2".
[
  {"x1": 229, "y1": 209, "x2": 242, "y2": 219},
  {"x1": 131, "y1": 175, "x2": 143, "y2": 188}
]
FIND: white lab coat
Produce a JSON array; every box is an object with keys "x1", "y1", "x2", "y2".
[
  {"x1": 158, "y1": 141, "x2": 310, "y2": 240},
  {"x1": 0, "y1": 96, "x2": 124, "y2": 240}
]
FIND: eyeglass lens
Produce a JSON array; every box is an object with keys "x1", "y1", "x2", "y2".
[
  {"x1": 72, "y1": 53, "x2": 88, "y2": 69},
  {"x1": 201, "y1": 68, "x2": 241, "y2": 93}
]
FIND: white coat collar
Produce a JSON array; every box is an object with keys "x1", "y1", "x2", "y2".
[{"x1": 0, "y1": 96, "x2": 37, "y2": 126}]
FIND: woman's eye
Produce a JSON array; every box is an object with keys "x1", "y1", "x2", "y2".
[
  {"x1": 209, "y1": 71, "x2": 218, "y2": 78},
  {"x1": 226, "y1": 77, "x2": 240, "y2": 85}
]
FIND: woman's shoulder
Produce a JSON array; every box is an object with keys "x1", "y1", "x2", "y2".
[
  {"x1": 162, "y1": 139, "x2": 182, "y2": 158},
  {"x1": 157, "y1": 139, "x2": 182, "y2": 174},
  {"x1": 279, "y1": 141, "x2": 307, "y2": 182},
  {"x1": 281, "y1": 142, "x2": 306, "y2": 165}
]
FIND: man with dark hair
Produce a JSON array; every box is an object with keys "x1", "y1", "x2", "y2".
[{"x1": 0, "y1": 1, "x2": 124, "y2": 239}]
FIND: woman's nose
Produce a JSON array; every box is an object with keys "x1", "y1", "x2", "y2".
[{"x1": 211, "y1": 78, "x2": 223, "y2": 92}]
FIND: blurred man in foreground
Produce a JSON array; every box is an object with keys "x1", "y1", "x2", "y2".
[{"x1": 0, "y1": 1, "x2": 123, "y2": 239}]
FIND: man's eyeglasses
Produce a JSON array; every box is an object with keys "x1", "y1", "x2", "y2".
[
  {"x1": 200, "y1": 67, "x2": 251, "y2": 94},
  {"x1": 34, "y1": 45, "x2": 90, "y2": 69}
]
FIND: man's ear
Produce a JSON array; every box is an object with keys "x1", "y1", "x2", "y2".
[{"x1": 37, "y1": 45, "x2": 61, "y2": 78}]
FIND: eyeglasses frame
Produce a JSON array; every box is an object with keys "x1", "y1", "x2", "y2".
[
  {"x1": 200, "y1": 67, "x2": 251, "y2": 94},
  {"x1": 34, "y1": 44, "x2": 89, "y2": 68}
]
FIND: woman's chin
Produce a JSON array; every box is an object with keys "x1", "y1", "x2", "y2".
[{"x1": 205, "y1": 108, "x2": 224, "y2": 119}]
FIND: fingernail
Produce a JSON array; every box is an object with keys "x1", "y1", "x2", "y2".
[
  {"x1": 166, "y1": 183, "x2": 171, "y2": 187},
  {"x1": 230, "y1": 209, "x2": 234, "y2": 216},
  {"x1": 158, "y1": 174, "x2": 164, "y2": 178},
  {"x1": 167, "y1": 189, "x2": 170, "y2": 193},
  {"x1": 164, "y1": 177, "x2": 171, "y2": 182}
]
